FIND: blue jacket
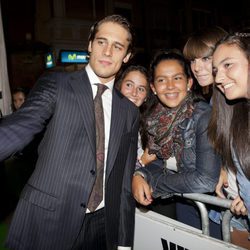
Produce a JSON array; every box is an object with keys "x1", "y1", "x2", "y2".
[
  {"x1": 137, "y1": 101, "x2": 221, "y2": 198},
  {"x1": 231, "y1": 146, "x2": 250, "y2": 219}
]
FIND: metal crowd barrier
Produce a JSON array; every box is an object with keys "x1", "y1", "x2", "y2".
[{"x1": 174, "y1": 193, "x2": 233, "y2": 242}]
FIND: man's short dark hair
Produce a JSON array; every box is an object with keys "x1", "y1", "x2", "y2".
[{"x1": 88, "y1": 14, "x2": 135, "y2": 56}]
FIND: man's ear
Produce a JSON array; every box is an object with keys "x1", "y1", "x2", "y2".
[
  {"x1": 123, "y1": 52, "x2": 132, "y2": 64},
  {"x1": 88, "y1": 41, "x2": 92, "y2": 53}
]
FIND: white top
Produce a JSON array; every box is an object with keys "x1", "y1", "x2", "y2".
[
  {"x1": 137, "y1": 133, "x2": 144, "y2": 159},
  {"x1": 164, "y1": 157, "x2": 178, "y2": 172},
  {"x1": 224, "y1": 169, "x2": 239, "y2": 199}
]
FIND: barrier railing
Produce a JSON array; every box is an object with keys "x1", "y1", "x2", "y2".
[
  {"x1": 173, "y1": 193, "x2": 233, "y2": 242},
  {"x1": 134, "y1": 208, "x2": 243, "y2": 250}
]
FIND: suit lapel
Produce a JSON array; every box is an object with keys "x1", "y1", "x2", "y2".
[
  {"x1": 69, "y1": 72, "x2": 127, "y2": 177},
  {"x1": 69, "y1": 69, "x2": 96, "y2": 155},
  {"x1": 106, "y1": 89, "x2": 126, "y2": 179}
]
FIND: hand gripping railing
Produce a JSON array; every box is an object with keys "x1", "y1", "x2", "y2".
[{"x1": 174, "y1": 193, "x2": 233, "y2": 242}]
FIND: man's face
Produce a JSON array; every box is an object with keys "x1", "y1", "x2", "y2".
[
  {"x1": 88, "y1": 22, "x2": 131, "y2": 83},
  {"x1": 13, "y1": 92, "x2": 25, "y2": 110}
]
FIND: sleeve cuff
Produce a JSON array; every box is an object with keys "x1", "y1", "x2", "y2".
[{"x1": 133, "y1": 171, "x2": 145, "y2": 178}]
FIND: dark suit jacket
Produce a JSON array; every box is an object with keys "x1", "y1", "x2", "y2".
[{"x1": 0, "y1": 69, "x2": 139, "y2": 250}]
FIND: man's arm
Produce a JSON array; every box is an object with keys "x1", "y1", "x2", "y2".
[{"x1": 0, "y1": 74, "x2": 56, "y2": 161}]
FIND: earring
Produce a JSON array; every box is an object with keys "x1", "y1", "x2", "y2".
[
  {"x1": 187, "y1": 87, "x2": 190, "y2": 91},
  {"x1": 154, "y1": 91, "x2": 157, "y2": 95}
]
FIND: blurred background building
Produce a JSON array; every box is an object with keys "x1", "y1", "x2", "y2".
[
  {"x1": 1, "y1": 0, "x2": 250, "y2": 90},
  {"x1": 0, "y1": 0, "x2": 249, "y2": 247}
]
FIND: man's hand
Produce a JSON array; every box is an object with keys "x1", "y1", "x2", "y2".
[{"x1": 132, "y1": 175, "x2": 153, "y2": 206}]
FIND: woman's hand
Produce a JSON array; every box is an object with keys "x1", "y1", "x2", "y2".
[
  {"x1": 230, "y1": 196, "x2": 248, "y2": 216},
  {"x1": 215, "y1": 167, "x2": 228, "y2": 198},
  {"x1": 132, "y1": 175, "x2": 153, "y2": 206},
  {"x1": 139, "y1": 148, "x2": 157, "y2": 166}
]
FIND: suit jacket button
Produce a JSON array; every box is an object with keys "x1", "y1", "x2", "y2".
[
  {"x1": 80, "y1": 203, "x2": 86, "y2": 208},
  {"x1": 90, "y1": 169, "x2": 95, "y2": 175}
]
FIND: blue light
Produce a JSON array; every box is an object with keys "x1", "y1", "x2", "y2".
[{"x1": 61, "y1": 51, "x2": 89, "y2": 64}]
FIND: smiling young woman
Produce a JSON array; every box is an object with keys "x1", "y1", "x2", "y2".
[
  {"x1": 116, "y1": 65, "x2": 150, "y2": 108},
  {"x1": 183, "y1": 26, "x2": 228, "y2": 101},
  {"x1": 132, "y1": 49, "x2": 222, "y2": 239},
  {"x1": 208, "y1": 33, "x2": 250, "y2": 248}
]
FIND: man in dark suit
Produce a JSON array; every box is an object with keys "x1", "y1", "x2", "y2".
[{"x1": 0, "y1": 15, "x2": 139, "y2": 250}]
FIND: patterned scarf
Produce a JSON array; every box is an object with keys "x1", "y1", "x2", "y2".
[{"x1": 146, "y1": 93, "x2": 195, "y2": 165}]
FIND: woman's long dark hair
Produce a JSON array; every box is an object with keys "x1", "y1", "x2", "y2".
[
  {"x1": 208, "y1": 34, "x2": 250, "y2": 179},
  {"x1": 115, "y1": 64, "x2": 152, "y2": 147}
]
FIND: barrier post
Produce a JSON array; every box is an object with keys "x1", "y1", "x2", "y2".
[{"x1": 174, "y1": 193, "x2": 233, "y2": 242}]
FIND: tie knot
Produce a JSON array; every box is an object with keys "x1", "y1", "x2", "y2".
[{"x1": 95, "y1": 83, "x2": 108, "y2": 98}]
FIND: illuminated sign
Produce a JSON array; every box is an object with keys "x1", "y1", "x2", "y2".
[
  {"x1": 60, "y1": 50, "x2": 89, "y2": 64},
  {"x1": 45, "y1": 52, "x2": 55, "y2": 69}
]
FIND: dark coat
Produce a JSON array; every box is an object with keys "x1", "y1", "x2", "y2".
[{"x1": 0, "y1": 69, "x2": 139, "y2": 250}]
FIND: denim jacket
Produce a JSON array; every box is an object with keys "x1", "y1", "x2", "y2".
[
  {"x1": 136, "y1": 101, "x2": 221, "y2": 198},
  {"x1": 210, "y1": 145, "x2": 250, "y2": 228},
  {"x1": 231, "y1": 146, "x2": 250, "y2": 219}
]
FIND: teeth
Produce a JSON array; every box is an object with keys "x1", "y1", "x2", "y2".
[
  {"x1": 224, "y1": 83, "x2": 234, "y2": 89},
  {"x1": 129, "y1": 98, "x2": 137, "y2": 103}
]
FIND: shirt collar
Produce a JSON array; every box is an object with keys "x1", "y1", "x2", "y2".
[{"x1": 85, "y1": 64, "x2": 114, "y2": 91}]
